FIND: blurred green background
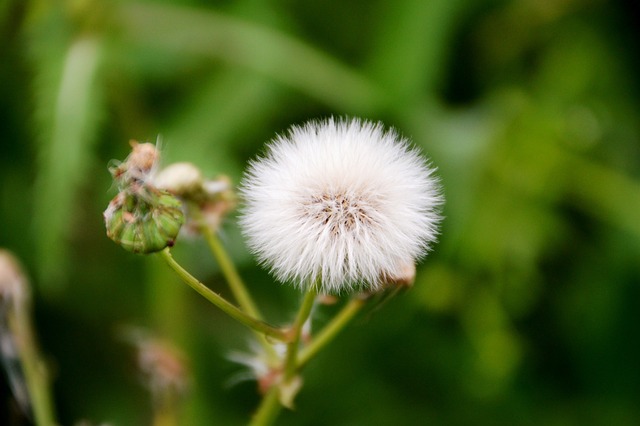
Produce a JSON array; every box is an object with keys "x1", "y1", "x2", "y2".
[{"x1": 2, "y1": 0, "x2": 640, "y2": 424}]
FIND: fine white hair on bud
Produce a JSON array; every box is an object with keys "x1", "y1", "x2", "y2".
[{"x1": 239, "y1": 117, "x2": 443, "y2": 294}]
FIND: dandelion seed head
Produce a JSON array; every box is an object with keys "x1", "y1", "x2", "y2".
[{"x1": 239, "y1": 118, "x2": 443, "y2": 293}]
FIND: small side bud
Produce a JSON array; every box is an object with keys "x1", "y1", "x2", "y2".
[
  {"x1": 199, "y1": 176, "x2": 237, "y2": 231},
  {"x1": 154, "y1": 162, "x2": 204, "y2": 198}
]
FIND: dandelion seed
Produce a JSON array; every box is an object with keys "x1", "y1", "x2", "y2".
[{"x1": 239, "y1": 117, "x2": 443, "y2": 293}]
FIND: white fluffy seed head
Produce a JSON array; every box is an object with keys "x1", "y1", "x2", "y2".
[{"x1": 239, "y1": 117, "x2": 443, "y2": 294}]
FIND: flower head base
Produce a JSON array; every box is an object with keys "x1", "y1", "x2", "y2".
[{"x1": 239, "y1": 118, "x2": 443, "y2": 293}]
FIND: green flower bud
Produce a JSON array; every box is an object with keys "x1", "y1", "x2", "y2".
[{"x1": 104, "y1": 189, "x2": 184, "y2": 254}]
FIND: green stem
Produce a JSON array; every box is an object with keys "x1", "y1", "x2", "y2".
[
  {"x1": 152, "y1": 396, "x2": 178, "y2": 426},
  {"x1": 249, "y1": 287, "x2": 317, "y2": 426},
  {"x1": 192, "y1": 204, "x2": 263, "y2": 320},
  {"x1": 249, "y1": 386, "x2": 282, "y2": 426},
  {"x1": 191, "y1": 205, "x2": 277, "y2": 360},
  {"x1": 283, "y1": 287, "x2": 317, "y2": 381},
  {"x1": 13, "y1": 305, "x2": 57, "y2": 425},
  {"x1": 297, "y1": 297, "x2": 365, "y2": 369},
  {"x1": 158, "y1": 249, "x2": 287, "y2": 341}
]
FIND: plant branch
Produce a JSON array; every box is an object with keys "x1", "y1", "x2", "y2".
[
  {"x1": 283, "y1": 287, "x2": 317, "y2": 381},
  {"x1": 158, "y1": 248, "x2": 287, "y2": 341}
]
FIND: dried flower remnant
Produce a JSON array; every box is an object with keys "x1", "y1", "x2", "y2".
[
  {"x1": 109, "y1": 140, "x2": 160, "y2": 190},
  {"x1": 0, "y1": 250, "x2": 31, "y2": 417},
  {"x1": 0, "y1": 250, "x2": 29, "y2": 310},
  {"x1": 136, "y1": 337, "x2": 190, "y2": 401},
  {"x1": 239, "y1": 117, "x2": 443, "y2": 293},
  {"x1": 0, "y1": 250, "x2": 56, "y2": 424},
  {"x1": 380, "y1": 260, "x2": 416, "y2": 290},
  {"x1": 229, "y1": 340, "x2": 286, "y2": 395}
]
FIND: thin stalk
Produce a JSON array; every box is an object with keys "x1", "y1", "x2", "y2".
[
  {"x1": 283, "y1": 287, "x2": 317, "y2": 381},
  {"x1": 152, "y1": 397, "x2": 177, "y2": 426},
  {"x1": 297, "y1": 297, "x2": 365, "y2": 369},
  {"x1": 249, "y1": 386, "x2": 282, "y2": 426},
  {"x1": 190, "y1": 205, "x2": 277, "y2": 360},
  {"x1": 249, "y1": 287, "x2": 317, "y2": 426},
  {"x1": 12, "y1": 305, "x2": 57, "y2": 425},
  {"x1": 191, "y1": 204, "x2": 263, "y2": 319},
  {"x1": 158, "y1": 249, "x2": 287, "y2": 341}
]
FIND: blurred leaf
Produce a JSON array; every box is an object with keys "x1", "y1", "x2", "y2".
[
  {"x1": 118, "y1": 2, "x2": 383, "y2": 114},
  {"x1": 161, "y1": 69, "x2": 280, "y2": 181},
  {"x1": 32, "y1": 34, "x2": 105, "y2": 293},
  {"x1": 367, "y1": 0, "x2": 466, "y2": 103}
]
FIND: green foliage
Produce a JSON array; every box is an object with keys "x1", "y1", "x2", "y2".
[{"x1": 1, "y1": 0, "x2": 639, "y2": 424}]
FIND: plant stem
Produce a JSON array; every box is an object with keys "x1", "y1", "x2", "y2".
[
  {"x1": 192, "y1": 204, "x2": 263, "y2": 320},
  {"x1": 158, "y1": 249, "x2": 287, "y2": 341},
  {"x1": 297, "y1": 297, "x2": 365, "y2": 369},
  {"x1": 249, "y1": 386, "x2": 282, "y2": 426},
  {"x1": 12, "y1": 304, "x2": 57, "y2": 425},
  {"x1": 193, "y1": 208, "x2": 278, "y2": 360},
  {"x1": 152, "y1": 397, "x2": 178, "y2": 426},
  {"x1": 249, "y1": 287, "x2": 317, "y2": 426},
  {"x1": 283, "y1": 287, "x2": 317, "y2": 381}
]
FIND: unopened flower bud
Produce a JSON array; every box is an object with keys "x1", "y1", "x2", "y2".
[
  {"x1": 202, "y1": 175, "x2": 232, "y2": 197},
  {"x1": 104, "y1": 189, "x2": 184, "y2": 254},
  {"x1": 154, "y1": 162, "x2": 204, "y2": 198}
]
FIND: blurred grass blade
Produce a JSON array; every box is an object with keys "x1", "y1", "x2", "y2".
[
  {"x1": 32, "y1": 36, "x2": 104, "y2": 293},
  {"x1": 367, "y1": 0, "x2": 465, "y2": 103},
  {"x1": 118, "y1": 2, "x2": 382, "y2": 113}
]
